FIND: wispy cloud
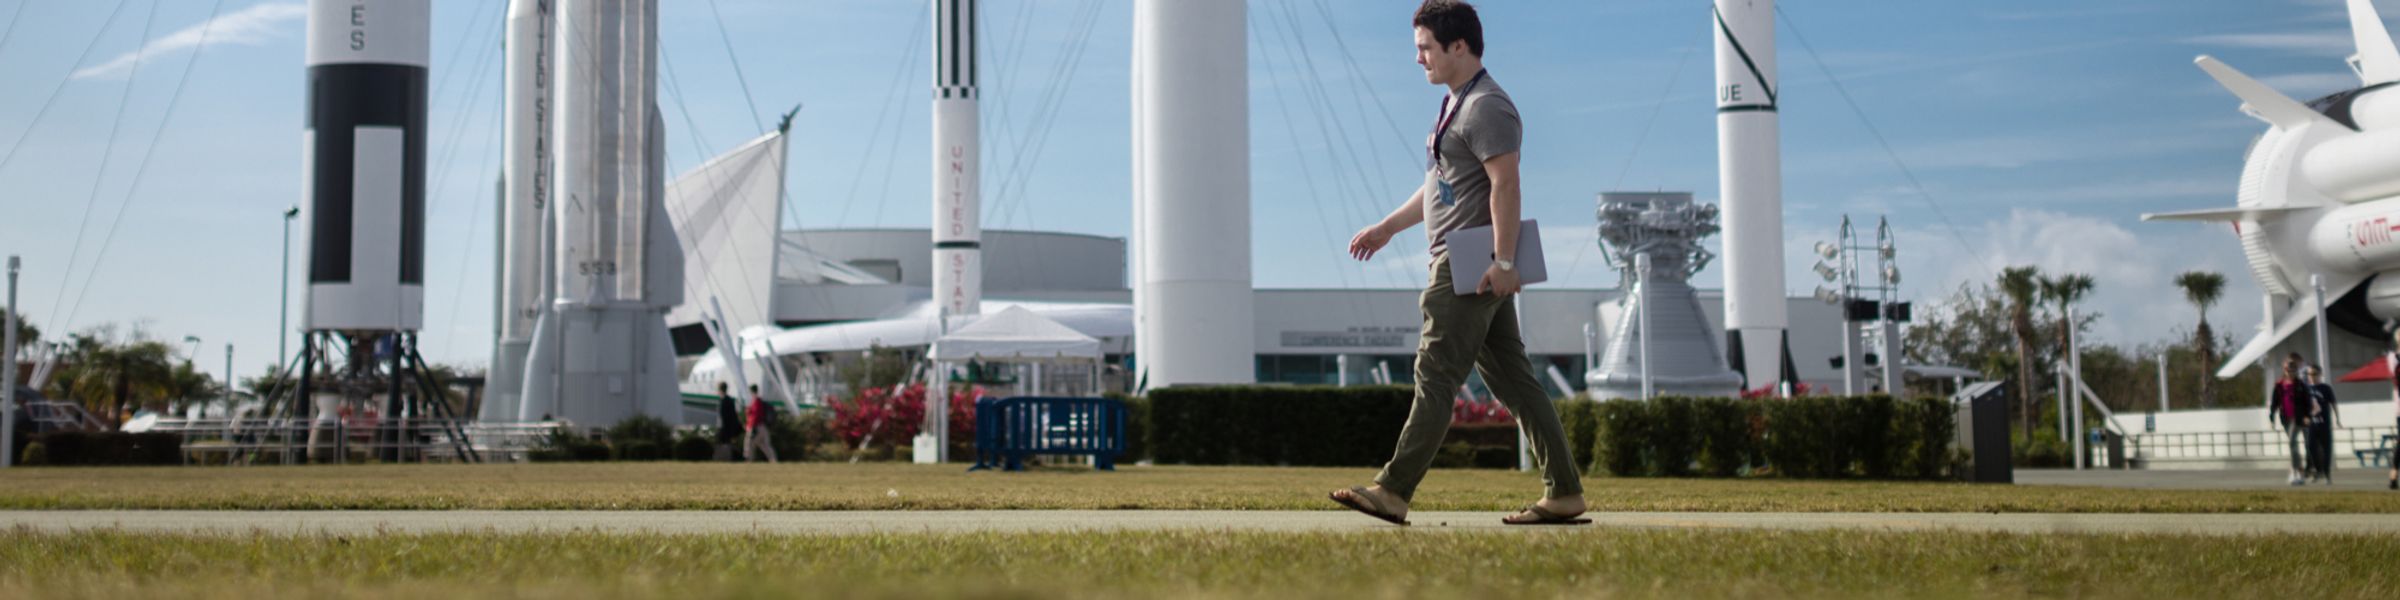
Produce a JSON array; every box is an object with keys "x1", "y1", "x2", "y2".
[{"x1": 72, "y1": 2, "x2": 307, "y2": 80}]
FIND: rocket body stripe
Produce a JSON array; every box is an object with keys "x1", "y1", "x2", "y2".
[
  {"x1": 933, "y1": 0, "x2": 981, "y2": 318},
  {"x1": 302, "y1": 0, "x2": 429, "y2": 331},
  {"x1": 1713, "y1": 0, "x2": 1787, "y2": 391}
]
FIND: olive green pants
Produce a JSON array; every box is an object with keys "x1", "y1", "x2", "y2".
[{"x1": 1374, "y1": 254, "x2": 1584, "y2": 502}]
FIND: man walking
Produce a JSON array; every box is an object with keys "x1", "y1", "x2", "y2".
[
  {"x1": 2271, "y1": 353, "x2": 2307, "y2": 486},
  {"x1": 714, "y1": 382, "x2": 740, "y2": 462},
  {"x1": 1330, "y1": 0, "x2": 1585, "y2": 526},
  {"x1": 2305, "y1": 365, "x2": 2341, "y2": 484},
  {"x1": 744, "y1": 384, "x2": 779, "y2": 463}
]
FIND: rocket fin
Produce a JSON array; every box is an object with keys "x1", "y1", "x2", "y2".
[
  {"x1": 2196, "y1": 56, "x2": 2341, "y2": 130},
  {"x1": 2140, "y1": 206, "x2": 2306, "y2": 223},
  {"x1": 2347, "y1": 0, "x2": 2400, "y2": 85},
  {"x1": 2216, "y1": 276, "x2": 2364, "y2": 379}
]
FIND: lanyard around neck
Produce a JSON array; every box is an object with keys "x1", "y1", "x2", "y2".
[{"x1": 1429, "y1": 69, "x2": 1488, "y2": 168}]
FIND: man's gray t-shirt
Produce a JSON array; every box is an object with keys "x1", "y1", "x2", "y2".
[{"x1": 1423, "y1": 75, "x2": 1522, "y2": 254}]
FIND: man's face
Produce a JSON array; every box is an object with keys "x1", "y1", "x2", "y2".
[{"x1": 1413, "y1": 27, "x2": 1463, "y2": 85}]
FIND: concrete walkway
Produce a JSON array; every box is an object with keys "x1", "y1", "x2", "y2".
[{"x1": 7, "y1": 510, "x2": 2400, "y2": 536}]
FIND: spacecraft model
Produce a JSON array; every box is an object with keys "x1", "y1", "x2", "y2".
[
  {"x1": 2143, "y1": 0, "x2": 2400, "y2": 378},
  {"x1": 1585, "y1": 193, "x2": 1746, "y2": 400}
]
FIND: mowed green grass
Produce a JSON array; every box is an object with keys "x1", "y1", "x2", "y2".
[
  {"x1": 3, "y1": 463, "x2": 2399, "y2": 513},
  {"x1": 2, "y1": 528, "x2": 2395, "y2": 599}
]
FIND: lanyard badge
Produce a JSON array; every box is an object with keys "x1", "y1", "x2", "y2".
[{"x1": 1425, "y1": 70, "x2": 1486, "y2": 207}]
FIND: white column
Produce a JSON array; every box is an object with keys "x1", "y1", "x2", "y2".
[
  {"x1": 1134, "y1": 0, "x2": 1253, "y2": 386},
  {"x1": 1714, "y1": 0, "x2": 1786, "y2": 395}
]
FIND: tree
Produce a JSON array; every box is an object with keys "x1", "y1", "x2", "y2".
[
  {"x1": 2174, "y1": 271, "x2": 2226, "y2": 407},
  {"x1": 1, "y1": 307, "x2": 35, "y2": 354},
  {"x1": 2043, "y1": 273, "x2": 2097, "y2": 367},
  {"x1": 1997, "y1": 266, "x2": 2044, "y2": 437}
]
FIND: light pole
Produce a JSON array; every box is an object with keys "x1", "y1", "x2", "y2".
[
  {"x1": 4, "y1": 255, "x2": 21, "y2": 468},
  {"x1": 1815, "y1": 216, "x2": 1907, "y2": 396},
  {"x1": 223, "y1": 343, "x2": 234, "y2": 412},
  {"x1": 280, "y1": 206, "x2": 298, "y2": 372}
]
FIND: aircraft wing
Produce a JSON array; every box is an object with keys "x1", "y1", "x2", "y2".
[
  {"x1": 2140, "y1": 206, "x2": 2306, "y2": 223},
  {"x1": 2196, "y1": 56, "x2": 2343, "y2": 131},
  {"x1": 2217, "y1": 275, "x2": 2366, "y2": 379}
]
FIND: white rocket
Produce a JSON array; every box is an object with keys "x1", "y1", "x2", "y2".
[
  {"x1": 2144, "y1": 0, "x2": 2400, "y2": 378},
  {"x1": 933, "y1": 0, "x2": 981, "y2": 320},
  {"x1": 517, "y1": 0, "x2": 684, "y2": 424},
  {"x1": 487, "y1": 0, "x2": 552, "y2": 422},
  {"x1": 301, "y1": 0, "x2": 429, "y2": 333},
  {"x1": 1712, "y1": 0, "x2": 1790, "y2": 393},
  {"x1": 1132, "y1": 0, "x2": 1253, "y2": 387}
]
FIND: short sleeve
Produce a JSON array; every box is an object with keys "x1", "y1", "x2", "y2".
[{"x1": 1463, "y1": 94, "x2": 1521, "y2": 162}]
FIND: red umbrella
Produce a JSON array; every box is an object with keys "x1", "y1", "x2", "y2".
[{"x1": 2338, "y1": 356, "x2": 2390, "y2": 383}]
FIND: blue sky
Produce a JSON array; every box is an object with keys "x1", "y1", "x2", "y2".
[{"x1": 0, "y1": 0, "x2": 2392, "y2": 372}]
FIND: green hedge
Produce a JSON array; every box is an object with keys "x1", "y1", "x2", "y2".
[
  {"x1": 22, "y1": 431, "x2": 183, "y2": 466},
  {"x1": 1581, "y1": 395, "x2": 1955, "y2": 480},
  {"x1": 1149, "y1": 385, "x2": 1415, "y2": 466}
]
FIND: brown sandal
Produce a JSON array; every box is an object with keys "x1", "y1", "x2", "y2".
[
  {"x1": 1329, "y1": 486, "x2": 1410, "y2": 526},
  {"x1": 1503, "y1": 503, "x2": 1591, "y2": 526}
]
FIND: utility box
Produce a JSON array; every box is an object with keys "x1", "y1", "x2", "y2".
[{"x1": 1952, "y1": 381, "x2": 2013, "y2": 484}]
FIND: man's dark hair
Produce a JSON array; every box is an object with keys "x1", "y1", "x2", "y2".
[
  {"x1": 749, "y1": 384, "x2": 760, "y2": 393},
  {"x1": 717, "y1": 382, "x2": 728, "y2": 393},
  {"x1": 1413, "y1": 0, "x2": 1483, "y2": 57}
]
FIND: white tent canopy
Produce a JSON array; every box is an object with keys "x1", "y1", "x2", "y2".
[{"x1": 931, "y1": 306, "x2": 1100, "y2": 362}]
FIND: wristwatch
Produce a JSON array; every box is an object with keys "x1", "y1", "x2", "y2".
[{"x1": 1495, "y1": 258, "x2": 1515, "y2": 272}]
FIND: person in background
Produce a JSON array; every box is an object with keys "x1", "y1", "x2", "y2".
[
  {"x1": 2388, "y1": 329, "x2": 2400, "y2": 490},
  {"x1": 2305, "y1": 365, "x2": 2340, "y2": 484},
  {"x1": 2270, "y1": 353, "x2": 2308, "y2": 486},
  {"x1": 714, "y1": 382, "x2": 740, "y2": 462},
  {"x1": 744, "y1": 384, "x2": 779, "y2": 463}
]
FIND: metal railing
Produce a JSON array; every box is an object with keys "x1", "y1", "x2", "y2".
[
  {"x1": 2129, "y1": 424, "x2": 2398, "y2": 466},
  {"x1": 146, "y1": 418, "x2": 567, "y2": 464}
]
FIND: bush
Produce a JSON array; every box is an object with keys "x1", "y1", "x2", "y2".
[
  {"x1": 776, "y1": 410, "x2": 828, "y2": 461},
  {"x1": 1908, "y1": 398, "x2": 1959, "y2": 479},
  {"x1": 672, "y1": 431, "x2": 715, "y2": 461},
  {"x1": 1594, "y1": 400, "x2": 1649, "y2": 476},
  {"x1": 24, "y1": 431, "x2": 182, "y2": 466},
  {"x1": 19, "y1": 441, "x2": 45, "y2": 466},
  {"x1": 1107, "y1": 392, "x2": 1152, "y2": 463},
  {"x1": 1148, "y1": 385, "x2": 1414, "y2": 467},
  {"x1": 1558, "y1": 397, "x2": 1600, "y2": 469},
  {"x1": 612, "y1": 440, "x2": 665, "y2": 461},
  {"x1": 1851, "y1": 395, "x2": 1900, "y2": 479},
  {"x1": 1762, "y1": 396, "x2": 1833, "y2": 478},
  {"x1": 605, "y1": 415, "x2": 676, "y2": 457},
  {"x1": 1694, "y1": 398, "x2": 1754, "y2": 477},
  {"x1": 2014, "y1": 428, "x2": 2070, "y2": 468},
  {"x1": 1648, "y1": 397, "x2": 1699, "y2": 477},
  {"x1": 530, "y1": 427, "x2": 609, "y2": 462}
]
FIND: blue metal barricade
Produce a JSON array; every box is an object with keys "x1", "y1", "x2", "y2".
[{"x1": 969, "y1": 396, "x2": 1126, "y2": 472}]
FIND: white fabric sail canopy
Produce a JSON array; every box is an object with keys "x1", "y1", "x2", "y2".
[{"x1": 931, "y1": 306, "x2": 1100, "y2": 362}]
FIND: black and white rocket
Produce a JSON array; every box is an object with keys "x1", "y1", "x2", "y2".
[
  {"x1": 1713, "y1": 0, "x2": 1791, "y2": 394},
  {"x1": 302, "y1": 0, "x2": 429, "y2": 332},
  {"x1": 932, "y1": 0, "x2": 981, "y2": 321},
  {"x1": 517, "y1": 0, "x2": 684, "y2": 425}
]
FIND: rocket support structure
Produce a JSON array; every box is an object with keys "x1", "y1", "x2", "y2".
[
  {"x1": 1131, "y1": 0, "x2": 1253, "y2": 387},
  {"x1": 488, "y1": 0, "x2": 552, "y2": 422},
  {"x1": 517, "y1": 0, "x2": 684, "y2": 425},
  {"x1": 1713, "y1": 0, "x2": 1792, "y2": 393},
  {"x1": 932, "y1": 0, "x2": 981, "y2": 321}
]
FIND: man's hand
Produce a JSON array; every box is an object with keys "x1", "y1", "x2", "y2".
[
  {"x1": 1349, "y1": 224, "x2": 1393, "y2": 261},
  {"x1": 1477, "y1": 263, "x2": 1522, "y2": 295}
]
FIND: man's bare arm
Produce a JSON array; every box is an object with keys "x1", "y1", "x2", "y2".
[
  {"x1": 1486, "y1": 152, "x2": 1522, "y2": 262},
  {"x1": 1351, "y1": 187, "x2": 1426, "y2": 260}
]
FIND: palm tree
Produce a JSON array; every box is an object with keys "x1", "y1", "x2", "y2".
[
  {"x1": 1997, "y1": 266, "x2": 2043, "y2": 437},
  {"x1": 2174, "y1": 271, "x2": 2226, "y2": 407},
  {"x1": 2043, "y1": 273, "x2": 2095, "y2": 433}
]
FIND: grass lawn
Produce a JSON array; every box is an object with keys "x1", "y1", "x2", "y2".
[
  {"x1": 3, "y1": 463, "x2": 2399, "y2": 513},
  {"x1": 1, "y1": 528, "x2": 2394, "y2": 599}
]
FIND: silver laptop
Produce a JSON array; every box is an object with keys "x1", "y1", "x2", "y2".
[{"x1": 1442, "y1": 219, "x2": 1548, "y2": 295}]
